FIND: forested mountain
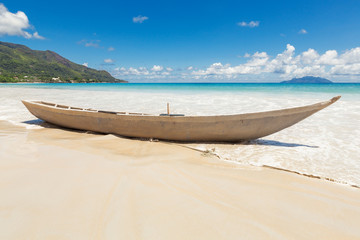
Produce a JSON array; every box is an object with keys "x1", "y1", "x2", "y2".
[{"x1": 0, "y1": 41, "x2": 127, "y2": 83}]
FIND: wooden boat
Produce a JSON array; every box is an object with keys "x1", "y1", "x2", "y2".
[{"x1": 22, "y1": 96, "x2": 340, "y2": 142}]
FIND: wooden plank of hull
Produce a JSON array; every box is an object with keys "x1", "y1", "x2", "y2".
[{"x1": 22, "y1": 96, "x2": 340, "y2": 142}]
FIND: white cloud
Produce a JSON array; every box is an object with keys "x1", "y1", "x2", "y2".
[
  {"x1": 299, "y1": 48, "x2": 319, "y2": 64},
  {"x1": 114, "y1": 66, "x2": 149, "y2": 76},
  {"x1": 108, "y1": 47, "x2": 115, "y2": 51},
  {"x1": 299, "y1": 29, "x2": 307, "y2": 34},
  {"x1": 327, "y1": 47, "x2": 360, "y2": 75},
  {"x1": 151, "y1": 65, "x2": 163, "y2": 71},
  {"x1": 193, "y1": 61, "x2": 263, "y2": 78},
  {"x1": 82, "y1": 62, "x2": 88, "y2": 67},
  {"x1": 133, "y1": 15, "x2": 148, "y2": 23},
  {"x1": 32, "y1": 31, "x2": 44, "y2": 39},
  {"x1": 290, "y1": 65, "x2": 326, "y2": 78},
  {"x1": 263, "y1": 44, "x2": 295, "y2": 74},
  {"x1": 78, "y1": 39, "x2": 101, "y2": 48},
  {"x1": 112, "y1": 45, "x2": 360, "y2": 82},
  {"x1": 193, "y1": 44, "x2": 360, "y2": 80},
  {"x1": 104, "y1": 58, "x2": 114, "y2": 63},
  {"x1": 0, "y1": 3, "x2": 44, "y2": 39},
  {"x1": 245, "y1": 52, "x2": 269, "y2": 67},
  {"x1": 330, "y1": 63, "x2": 360, "y2": 75},
  {"x1": 317, "y1": 50, "x2": 339, "y2": 65},
  {"x1": 340, "y1": 47, "x2": 360, "y2": 64},
  {"x1": 85, "y1": 42, "x2": 99, "y2": 48},
  {"x1": 113, "y1": 66, "x2": 179, "y2": 80},
  {"x1": 237, "y1": 21, "x2": 260, "y2": 28}
]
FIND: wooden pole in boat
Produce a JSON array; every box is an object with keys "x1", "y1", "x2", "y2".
[{"x1": 167, "y1": 103, "x2": 170, "y2": 115}]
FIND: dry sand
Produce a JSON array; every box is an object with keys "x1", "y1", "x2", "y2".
[{"x1": 0, "y1": 120, "x2": 360, "y2": 239}]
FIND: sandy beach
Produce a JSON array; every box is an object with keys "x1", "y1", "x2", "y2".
[
  {"x1": 1, "y1": 120, "x2": 360, "y2": 239},
  {"x1": 2, "y1": 0, "x2": 360, "y2": 238}
]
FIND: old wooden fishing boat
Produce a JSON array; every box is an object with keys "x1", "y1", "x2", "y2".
[{"x1": 22, "y1": 96, "x2": 340, "y2": 142}]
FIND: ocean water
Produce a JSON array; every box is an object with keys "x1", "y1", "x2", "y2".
[{"x1": 1, "y1": 83, "x2": 359, "y2": 186}]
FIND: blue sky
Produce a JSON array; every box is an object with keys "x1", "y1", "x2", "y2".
[{"x1": 1, "y1": 0, "x2": 360, "y2": 82}]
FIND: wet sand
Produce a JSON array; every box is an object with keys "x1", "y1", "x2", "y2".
[{"x1": 0, "y1": 120, "x2": 360, "y2": 239}]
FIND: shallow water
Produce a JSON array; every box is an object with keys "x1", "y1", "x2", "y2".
[{"x1": 1, "y1": 83, "x2": 359, "y2": 186}]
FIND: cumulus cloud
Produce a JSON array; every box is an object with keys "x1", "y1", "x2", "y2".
[
  {"x1": 317, "y1": 50, "x2": 339, "y2": 65},
  {"x1": 340, "y1": 47, "x2": 360, "y2": 64},
  {"x1": 82, "y1": 62, "x2": 88, "y2": 67},
  {"x1": 133, "y1": 15, "x2": 148, "y2": 23},
  {"x1": 237, "y1": 21, "x2": 260, "y2": 28},
  {"x1": 245, "y1": 52, "x2": 269, "y2": 67},
  {"x1": 264, "y1": 44, "x2": 296, "y2": 74},
  {"x1": 112, "y1": 45, "x2": 360, "y2": 82},
  {"x1": 0, "y1": 3, "x2": 44, "y2": 39},
  {"x1": 299, "y1": 29, "x2": 307, "y2": 34},
  {"x1": 192, "y1": 44, "x2": 360, "y2": 80},
  {"x1": 114, "y1": 66, "x2": 150, "y2": 76},
  {"x1": 151, "y1": 65, "x2": 163, "y2": 71},
  {"x1": 298, "y1": 48, "x2": 319, "y2": 64},
  {"x1": 112, "y1": 65, "x2": 179, "y2": 80},
  {"x1": 121, "y1": 67, "x2": 149, "y2": 75},
  {"x1": 330, "y1": 63, "x2": 360, "y2": 75}
]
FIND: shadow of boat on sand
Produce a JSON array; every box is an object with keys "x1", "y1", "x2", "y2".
[
  {"x1": 23, "y1": 119, "x2": 319, "y2": 148},
  {"x1": 245, "y1": 139, "x2": 319, "y2": 148}
]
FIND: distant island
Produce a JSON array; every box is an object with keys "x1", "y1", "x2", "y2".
[
  {"x1": 281, "y1": 76, "x2": 333, "y2": 83},
  {"x1": 0, "y1": 41, "x2": 127, "y2": 83}
]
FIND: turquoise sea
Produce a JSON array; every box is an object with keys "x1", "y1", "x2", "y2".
[
  {"x1": 1, "y1": 82, "x2": 360, "y2": 95},
  {"x1": 1, "y1": 83, "x2": 360, "y2": 186}
]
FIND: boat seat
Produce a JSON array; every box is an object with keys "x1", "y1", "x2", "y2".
[
  {"x1": 98, "y1": 110, "x2": 117, "y2": 114},
  {"x1": 159, "y1": 114, "x2": 185, "y2": 117}
]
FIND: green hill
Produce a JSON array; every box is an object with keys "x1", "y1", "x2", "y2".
[{"x1": 0, "y1": 41, "x2": 127, "y2": 83}]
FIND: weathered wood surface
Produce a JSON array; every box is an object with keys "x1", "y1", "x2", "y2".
[{"x1": 22, "y1": 96, "x2": 340, "y2": 142}]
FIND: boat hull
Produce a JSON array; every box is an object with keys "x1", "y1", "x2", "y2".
[{"x1": 22, "y1": 97, "x2": 340, "y2": 142}]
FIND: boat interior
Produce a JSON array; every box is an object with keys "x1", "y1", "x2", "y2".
[
  {"x1": 35, "y1": 101, "x2": 153, "y2": 116},
  {"x1": 35, "y1": 101, "x2": 185, "y2": 116}
]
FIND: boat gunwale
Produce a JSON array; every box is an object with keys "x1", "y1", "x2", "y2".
[{"x1": 22, "y1": 96, "x2": 341, "y2": 120}]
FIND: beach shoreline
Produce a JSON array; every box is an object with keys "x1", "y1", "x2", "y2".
[
  {"x1": 1, "y1": 84, "x2": 359, "y2": 185},
  {"x1": 1, "y1": 120, "x2": 360, "y2": 239}
]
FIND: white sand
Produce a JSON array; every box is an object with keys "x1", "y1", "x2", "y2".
[{"x1": 1, "y1": 120, "x2": 360, "y2": 239}]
